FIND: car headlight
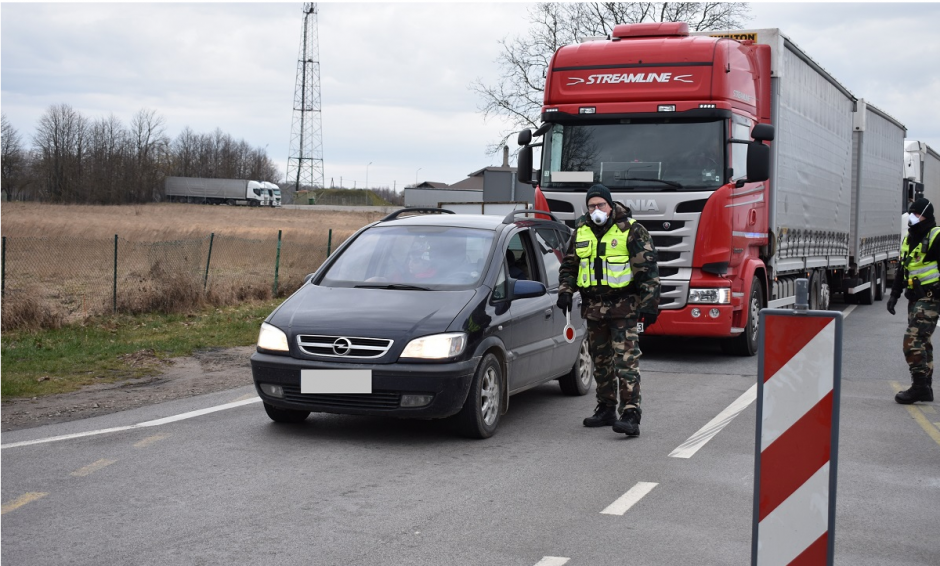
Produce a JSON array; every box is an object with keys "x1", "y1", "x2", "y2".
[
  {"x1": 688, "y1": 288, "x2": 731, "y2": 304},
  {"x1": 400, "y1": 333, "x2": 467, "y2": 360},
  {"x1": 257, "y1": 322, "x2": 289, "y2": 352}
]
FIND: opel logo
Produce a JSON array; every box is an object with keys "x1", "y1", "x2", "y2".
[
  {"x1": 332, "y1": 337, "x2": 352, "y2": 356},
  {"x1": 663, "y1": 221, "x2": 672, "y2": 230}
]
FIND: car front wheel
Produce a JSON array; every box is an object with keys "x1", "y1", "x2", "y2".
[
  {"x1": 558, "y1": 337, "x2": 593, "y2": 396},
  {"x1": 454, "y1": 353, "x2": 502, "y2": 439}
]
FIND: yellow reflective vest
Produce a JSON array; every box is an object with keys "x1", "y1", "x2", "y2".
[
  {"x1": 575, "y1": 219, "x2": 634, "y2": 288},
  {"x1": 901, "y1": 227, "x2": 940, "y2": 288}
]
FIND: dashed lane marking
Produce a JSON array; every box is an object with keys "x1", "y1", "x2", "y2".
[
  {"x1": 1, "y1": 492, "x2": 48, "y2": 515},
  {"x1": 669, "y1": 384, "x2": 757, "y2": 459},
  {"x1": 70, "y1": 458, "x2": 117, "y2": 477},
  {"x1": 600, "y1": 481, "x2": 658, "y2": 516},
  {"x1": 133, "y1": 433, "x2": 170, "y2": 448},
  {"x1": 534, "y1": 558, "x2": 570, "y2": 566},
  {"x1": 1, "y1": 397, "x2": 261, "y2": 450}
]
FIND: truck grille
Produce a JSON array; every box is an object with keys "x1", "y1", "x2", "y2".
[{"x1": 297, "y1": 335, "x2": 393, "y2": 358}]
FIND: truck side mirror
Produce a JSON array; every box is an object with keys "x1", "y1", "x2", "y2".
[
  {"x1": 517, "y1": 129, "x2": 532, "y2": 146},
  {"x1": 751, "y1": 123, "x2": 775, "y2": 142},
  {"x1": 517, "y1": 145, "x2": 533, "y2": 185},
  {"x1": 747, "y1": 142, "x2": 770, "y2": 183}
]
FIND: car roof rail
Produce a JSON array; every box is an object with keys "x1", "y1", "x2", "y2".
[
  {"x1": 380, "y1": 207, "x2": 455, "y2": 221},
  {"x1": 501, "y1": 208, "x2": 559, "y2": 224}
]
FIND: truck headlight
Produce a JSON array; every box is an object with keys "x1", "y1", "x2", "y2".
[
  {"x1": 688, "y1": 288, "x2": 731, "y2": 304},
  {"x1": 257, "y1": 322, "x2": 289, "y2": 352},
  {"x1": 401, "y1": 333, "x2": 467, "y2": 360}
]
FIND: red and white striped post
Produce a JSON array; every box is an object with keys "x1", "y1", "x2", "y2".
[{"x1": 753, "y1": 281, "x2": 842, "y2": 566}]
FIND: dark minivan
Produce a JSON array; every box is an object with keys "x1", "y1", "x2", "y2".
[{"x1": 250, "y1": 208, "x2": 591, "y2": 438}]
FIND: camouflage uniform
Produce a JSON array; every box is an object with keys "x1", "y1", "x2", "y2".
[
  {"x1": 904, "y1": 297, "x2": 939, "y2": 377},
  {"x1": 559, "y1": 202, "x2": 660, "y2": 415}
]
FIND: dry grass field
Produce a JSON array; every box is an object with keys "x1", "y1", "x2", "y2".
[{"x1": 1, "y1": 202, "x2": 387, "y2": 329}]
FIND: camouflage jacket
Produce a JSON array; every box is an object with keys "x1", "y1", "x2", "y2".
[{"x1": 558, "y1": 202, "x2": 660, "y2": 320}]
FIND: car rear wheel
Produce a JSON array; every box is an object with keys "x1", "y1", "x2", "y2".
[
  {"x1": 454, "y1": 353, "x2": 502, "y2": 439},
  {"x1": 558, "y1": 337, "x2": 593, "y2": 396},
  {"x1": 263, "y1": 402, "x2": 310, "y2": 423}
]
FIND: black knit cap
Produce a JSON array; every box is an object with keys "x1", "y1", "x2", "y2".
[
  {"x1": 585, "y1": 184, "x2": 614, "y2": 209},
  {"x1": 910, "y1": 197, "x2": 935, "y2": 221}
]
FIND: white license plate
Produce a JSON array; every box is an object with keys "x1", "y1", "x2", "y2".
[
  {"x1": 301, "y1": 370, "x2": 372, "y2": 394},
  {"x1": 637, "y1": 322, "x2": 644, "y2": 334}
]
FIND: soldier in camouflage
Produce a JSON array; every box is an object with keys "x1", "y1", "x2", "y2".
[
  {"x1": 557, "y1": 184, "x2": 660, "y2": 436},
  {"x1": 887, "y1": 197, "x2": 937, "y2": 404}
]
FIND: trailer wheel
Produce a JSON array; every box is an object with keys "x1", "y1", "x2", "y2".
[
  {"x1": 721, "y1": 275, "x2": 763, "y2": 356},
  {"x1": 874, "y1": 262, "x2": 886, "y2": 301}
]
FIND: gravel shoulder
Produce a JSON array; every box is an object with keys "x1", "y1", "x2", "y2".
[{"x1": 1, "y1": 346, "x2": 255, "y2": 432}]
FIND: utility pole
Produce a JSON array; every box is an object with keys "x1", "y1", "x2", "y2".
[{"x1": 286, "y1": 3, "x2": 325, "y2": 195}]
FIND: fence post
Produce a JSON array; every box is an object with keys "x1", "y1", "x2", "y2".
[
  {"x1": 273, "y1": 229, "x2": 282, "y2": 297},
  {"x1": 113, "y1": 234, "x2": 118, "y2": 313},
  {"x1": 1, "y1": 236, "x2": 6, "y2": 298},
  {"x1": 327, "y1": 229, "x2": 333, "y2": 257},
  {"x1": 204, "y1": 233, "x2": 215, "y2": 292}
]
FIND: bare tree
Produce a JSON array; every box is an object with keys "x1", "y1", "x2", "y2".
[
  {"x1": 470, "y1": 2, "x2": 752, "y2": 153},
  {"x1": 1, "y1": 114, "x2": 31, "y2": 201},
  {"x1": 129, "y1": 108, "x2": 169, "y2": 202},
  {"x1": 33, "y1": 103, "x2": 89, "y2": 202}
]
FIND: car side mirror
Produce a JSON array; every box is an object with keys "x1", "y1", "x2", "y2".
[
  {"x1": 517, "y1": 145, "x2": 533, "y2": 185},
  {"x1": 304, "y1": 273, "x2": 315, "y2": 284},
  {"x1": 511, "y1": 279, "x2": 546, "y2": 300}
]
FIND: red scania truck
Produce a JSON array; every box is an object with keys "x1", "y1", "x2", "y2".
[{"x1": 518, "y1": 24, "x2": 906, "y2": 355}]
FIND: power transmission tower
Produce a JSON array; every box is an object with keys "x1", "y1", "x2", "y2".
[{"x1": 286, "y1": 3, "x2": 324, "y2": 192}]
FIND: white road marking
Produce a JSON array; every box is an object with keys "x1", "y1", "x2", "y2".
[
  {"x1": 534, "y1": 557, "x2": 570, "y2": 566},
  {"x1": 600, "y1": 481, "x2": 658, "y2": 515},
  {"x1": 669, "y1": 384, "x2": 757, "y2": 459},
  {"x1": 1, "y1": 397, "x2": 261, "y2": 450},
  {"x1": 842, "y1": 304, "x2": 857, "y2": 318}
]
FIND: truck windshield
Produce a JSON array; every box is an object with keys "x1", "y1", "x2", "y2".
[{"x1": 539, "y1": 119, "x2": 725, "y2": 191}]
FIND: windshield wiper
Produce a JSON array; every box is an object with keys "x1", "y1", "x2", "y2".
[
  {"x1": 618, "y1": 177, "x2": 684, "y2": 189},
  {"x1": 354, "y1": 283, "x2": 431, "y2": 291}
]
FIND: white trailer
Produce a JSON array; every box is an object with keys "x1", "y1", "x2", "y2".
[
  {"x1": 905, "y1": 141, "x2": 940, "y2": 204},
  {"x1": 164, "y1": 177, "x2": 266, "y2": 206},
  {"x1": 846, "y1": 99, "x2": 906, "y2": 304}
]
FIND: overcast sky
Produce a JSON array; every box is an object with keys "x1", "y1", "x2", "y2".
[{"x1": 2, "y1": 2, "x2": 939, "y2": 190}]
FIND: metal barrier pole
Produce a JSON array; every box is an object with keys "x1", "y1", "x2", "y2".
[
  {"x1": 1, "y1": 236, "x2": 6, "y2": 298},
  {"x1": 113, "y1": 234, "x2": 118, "y2": 313},
  {"x1": 327, "y1": 229, "x2": 333, "y2": 257},
  {"x1": 273, "y1": 230, "x2": 282, "y2": 297},
  {"x1": 204, "y1": 233, "x2": 215, "y2": 292}
]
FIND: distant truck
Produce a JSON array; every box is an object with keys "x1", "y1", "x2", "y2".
[
  {"x1": 263, "y1": 182, "x2": 282, "y2": 207},
  {"x1": 164, "y1": 176, "x2": 267, "y2": 206},
  {"x1": 516, "y1": 24, "x2": 906, "y2": 355},
  {"x1": 904, "y1": 141, "x2": 940, "y2": 205}
]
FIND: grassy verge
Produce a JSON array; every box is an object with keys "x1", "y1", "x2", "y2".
[{"x1": 1, "y1": 299, "x2": 282, "y2": 399}]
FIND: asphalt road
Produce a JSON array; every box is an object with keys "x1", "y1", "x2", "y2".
[{"x1": 2, "y1": 300, "x2": 938, "y2": 565}]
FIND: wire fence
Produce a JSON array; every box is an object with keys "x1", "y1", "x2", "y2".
[{"x1": 1, "y1": 230, "x2": 345, "y2": 329}]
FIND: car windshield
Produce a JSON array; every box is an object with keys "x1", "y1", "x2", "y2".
[
  {"x1": 540, "y1": 119, "x2": 725, "y2": 191},
  {"x1": 320, "y1": 224, "x2": 495, "y2": 289}
]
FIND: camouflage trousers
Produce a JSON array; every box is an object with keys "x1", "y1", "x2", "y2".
[
  {"x1": 904, "y1": 297, "x2": 940, "y2": 377},
  {"x1": 587, "y1": 317, "x2": 641, "y2": 415}
]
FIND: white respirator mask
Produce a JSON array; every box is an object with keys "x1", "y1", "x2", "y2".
[
  {"x1": 591, "y1": 208, "x2": 608, "y2": 225},
  {"x1": 909, "y1": 215, "x2": 920, "y2": 227}
]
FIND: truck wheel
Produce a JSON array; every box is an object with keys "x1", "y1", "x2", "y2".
[
  {"x1": 454, "y1": 353, "x2": 502, "y2": 439},
  {"x1": 263, "y1": 402, "x2": 309, "y2": 423},
  {"x1": 874, "y1": 262, "x2": 886, "y2": 301},
  {"x1": 558, "y1": 337, "x2": 593, "y2": 396},
  {"x1": 721, "y1": 275, "x2": 763, "y2": 356}
]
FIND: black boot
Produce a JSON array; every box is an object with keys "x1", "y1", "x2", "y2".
[
  {"x1": 583, "y1": 404, "x2": 617, "y2": 427},
  {"x1": 895, "y1": 374, "x2": 934, "y2": 404},
  {"x1": 612, "y1": 409, "x2": 641, "y2": 436}
]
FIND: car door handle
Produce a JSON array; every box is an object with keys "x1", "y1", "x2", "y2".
[{"x1": 544, "y1": 308, "x2": 553, "y2": 319}]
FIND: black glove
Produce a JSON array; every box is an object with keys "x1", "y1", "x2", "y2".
[
  {"x1": 887, "y1": 295, "x2": 898, "y2": 316},
  {"x1": 556, "y1": 292, "x2": 572, "y2": 313},
  {"x1": 639, "y1": 311, "x2": 658, "y2": 327}
]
